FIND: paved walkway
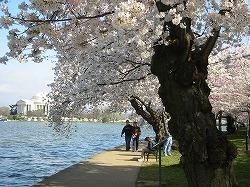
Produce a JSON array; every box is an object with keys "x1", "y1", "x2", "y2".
[{"x1": 34, "y1": 147, "x2": 143, "y2": 187}]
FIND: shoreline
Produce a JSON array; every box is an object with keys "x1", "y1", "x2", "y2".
[
  {"x1": 1, "y1": 123, "x2": 128, "y2": 187},
  {"x1": 1, "y1": 120, "x2": 123, "y2": 124},
  {"x1": 33, "y1": 145, "x2": 143, "y2": 187}
]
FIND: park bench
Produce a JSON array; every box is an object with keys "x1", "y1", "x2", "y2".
[
  {"x1": 144, "y1": 148, "x2": 158, "y2": 161},
  {"x1": 143, "y1": 138, "x2": 178, "y2": 161},
  {"x1": 143, "y1": 140, "x2": 160, "y2": 162}
]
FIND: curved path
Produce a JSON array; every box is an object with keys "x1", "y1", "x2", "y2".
[{"x1": 34, "y1": 147, "x2": 142, "y2": 187}]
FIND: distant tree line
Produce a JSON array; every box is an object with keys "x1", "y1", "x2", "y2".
[{"x1": 76, "y1": 108, "x2": 126, "y2": 123}]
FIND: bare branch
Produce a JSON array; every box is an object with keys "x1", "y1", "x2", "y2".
[
  {"x1": 97, "y1": 73, "x2": 152, "y2": 86},
  {"x1": 121, "y1": 64, "x2": 147, "y2": 79},
  {"x1": 131, "y1": 95, "x2": 155, "y2": 116},
  {"x1": 9, "y1": 11, "x2": 114, "y2": 23},
  {"x1": 201, "y1": 28, "x2": 221, "y2": 59},
  {"x1": 129, "y1": 95, "x2": 152, "y2": 121},
  {"x1": 124, "y1": 59, "x2": 151, "y2": 66}
]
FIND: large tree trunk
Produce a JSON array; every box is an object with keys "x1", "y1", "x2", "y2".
[
  {"x1": 129, "y1": 96, "x2": 166, "y2": 142},
  {"x1": 151, "y1": 17, "x2": 238, "y2": 186}
]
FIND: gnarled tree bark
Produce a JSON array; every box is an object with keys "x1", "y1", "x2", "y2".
[
  {"x1": 129, "y1": 95, "x2": 167, "y2": 142},
  {"x1": 151, "y1": 2, "x2": 238, "y2": 186}
]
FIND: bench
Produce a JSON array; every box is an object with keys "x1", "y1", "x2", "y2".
[
  {"x1": 144, "y1": 149, "x2": 158, "y2": 161},
  {"x1": 142, "y1": 138, "x2": 169, "y2": 162}
]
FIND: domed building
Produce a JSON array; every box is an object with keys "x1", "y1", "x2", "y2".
[{"x1": 16, "y1": 93, "x2": 49, "y2": 115}]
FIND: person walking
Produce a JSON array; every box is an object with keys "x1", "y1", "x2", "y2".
[
  {"x1": 164, "y1": 132, "x2": 173, "y2": 156},
  {"x1": 132, "y1": 121, "x2": 141, "y2": 151},
  {"x1": 121, "y1": 120, "x2": 133, "y2": 151},
  {"x1": 163, "y1": 113, "x2": 173, "y2": 156}
]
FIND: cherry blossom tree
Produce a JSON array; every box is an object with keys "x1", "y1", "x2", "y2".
[
  {"x1": 48, "y1": 52, "x2": 167, "y2": 140},
  {"x1": 208, "y1": 45, "x2": 250, "y2": 124},
  {"x1": 1, "y1": 0, "x2": 249, "y2": 186}
]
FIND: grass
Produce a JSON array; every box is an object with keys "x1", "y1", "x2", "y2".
[
  {"x1": 234, "y1": 154, "x2": 250, "y2": 186},
  {"x1": 136, "y1": 150, "x2": 187, "y2": 187},
  {"x1": 227, "y1": 129, "x2": 250, "y2": 187},
  {"x1": 136, "y1": 128, "x2": 250, "y2": 187}
]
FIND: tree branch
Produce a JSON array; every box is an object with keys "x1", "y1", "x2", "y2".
[
  {"x1": 130, "y1": 95, "x2": 155, "y2": 116},
  {"x1": 129, "y1": 95, "x2": 153, "y2": 122},
  {"x1": 9, "y1": 11, "x2": 114, "y2": 23},
  {"x1": 201, "y1": 28, "x2": 221, "y2": 59},
  {"x1": 121, "y1": 64, "x2": 149, "y2": 80},
  {"x1": 97, "y1": 73, "x2": 152, "y2": 86},
  {"x1": 124, "y1": 59, "x2": 151, "y2": 66}
]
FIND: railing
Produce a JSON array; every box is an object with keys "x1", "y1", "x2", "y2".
[
  {"x1": 151, "y1": 137, "x2": 168, "y2": 187},
  {"x1": 238, "y1": 110, "x2": 250, "y2": 151}
]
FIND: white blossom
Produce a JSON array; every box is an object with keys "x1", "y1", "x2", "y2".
[
  {"x1": 208, "y1": 45, "x2": 250, "y2": 120},
  {"x1": 220, "y1": 0, "x2": 233, "y2": 10},
  {"x1": 112, "y1": 11, "x2": 137, "y2": 30},
  {"x1": 155, "y1": 25, "x2": 164, "y2": 36},
  {"x1": 168, "y1": 8, "x2": 176, "y2": 16},
  {"x1": 161, "y1": 0, "x2": 178, "y2": 6},
  {"x1": 177, "y1": 4, "x2": 185, "y2": 11},
  {"x1": 0, "y1": 16, "x2": 14, "y2": 29},
  {"x1": 156, "y1": 12, "x2": 166, "y2": 18},
  {"x1": 137, "y1": 39, "x2": 146, "y2": 48},
  {"x1": 172, "y1": 14, "x2": 182, "y2": 25},
  {"x1": 180, "y1": 22, "x2": 186, "y2": 29},
  {"x1": 139, "y1": 26, "x2": 149, "y2": 35},
  {"x1": 140, "y1": 51, "x2": 151, "y2": 59}
]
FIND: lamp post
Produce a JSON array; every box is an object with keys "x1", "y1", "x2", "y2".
[
  {"x1": 158, "y1": 143, "x2": 162, "y2": 187},
  {"x1": 246, "y1": 111, "x2": 250, "y2": 151},
  {"x1": 239, "y1": 110, "x2": 250, "y2": 151},
  {"x1": 154, "y1": 138, "x2": 165, "y2": 187}
]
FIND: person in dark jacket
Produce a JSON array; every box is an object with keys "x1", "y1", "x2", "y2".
[
  {"x1": 121, "y1": 120, "x2": 133, "y2": 151},
  {"x1": 131, "y1": 121, "x2": 141, "y2": 151}
]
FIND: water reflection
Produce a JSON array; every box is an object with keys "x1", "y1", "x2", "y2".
[{"x1": 0, "y1": 121, "x2": 153, "y2": 187}]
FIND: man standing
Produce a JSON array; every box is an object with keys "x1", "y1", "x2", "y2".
[
  {"x1": 163, "y1": 113, "x2": 173, "y2": 156},
  {"x1": 164, "y1": 132, "x2": 173, "y2": 156},
  {"x1": 121, "y1": 120, "x2": 133, "y2": 151}
]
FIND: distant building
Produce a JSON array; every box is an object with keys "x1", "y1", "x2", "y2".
[{"x1": 16, "y1": 93, "x2": 49, "y2": 115}]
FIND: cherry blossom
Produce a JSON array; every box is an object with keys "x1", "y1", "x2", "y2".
[
  {"x1": 208, "y1": 45, "x2": 250, "y2": 124},
  {"x1": 0, "y1": 1, "x2": 249, "y2": 184}
]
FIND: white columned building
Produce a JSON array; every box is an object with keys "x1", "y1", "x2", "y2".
[{"x1": 16, "y1": 93, "x2": 49, "y2": 115}]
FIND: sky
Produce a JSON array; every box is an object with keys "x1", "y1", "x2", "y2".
[
  {"x1": 0, "y1": 29, "x2": 55, "y2": 107},
  {"x1": 0, "y1": 0, "x2": 54, "y2": 107},
  {"x1": 0, "y1": 60, "x2": 54, "y2": 107},
  {"x1": 0, "y1": 0, "x2": 55, "y2": 107}
]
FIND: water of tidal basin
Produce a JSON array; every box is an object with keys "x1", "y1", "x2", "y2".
[{"x1": 0, "y1": 121, "x2": 153, "y2": 187}]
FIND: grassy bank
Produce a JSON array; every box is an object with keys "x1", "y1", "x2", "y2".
[
  {"x1": 228, "y1": 129, "x2": 250, "y2": 186},
  {"x1": 136, "y1": 128, "x2": 250, "y2": 187},
  {"x1": 136, "y1": 150, "x2": 187, "y2": 187}
]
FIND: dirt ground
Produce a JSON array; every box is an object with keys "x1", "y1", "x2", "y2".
[{"x1": 34, "y1": 147, "x2": 143, "y2": 187}]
